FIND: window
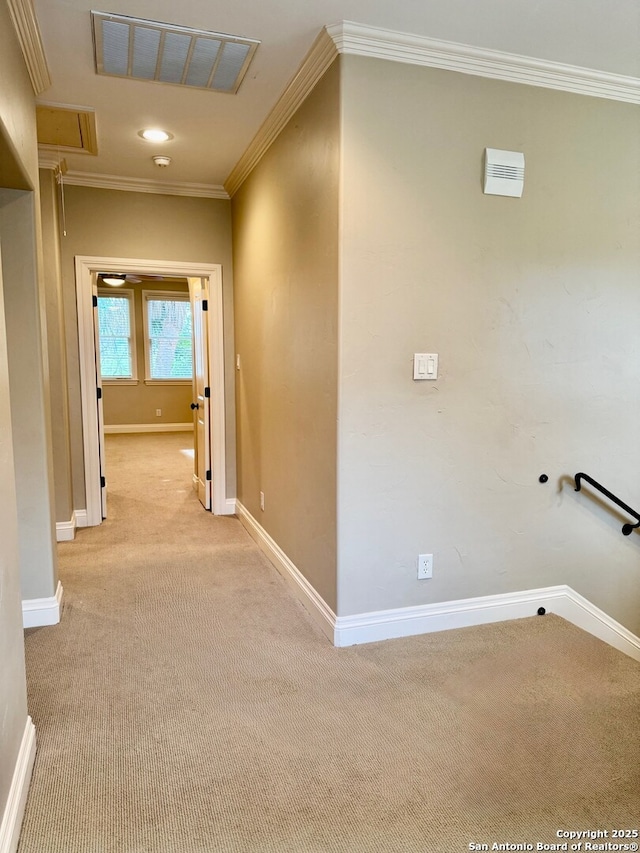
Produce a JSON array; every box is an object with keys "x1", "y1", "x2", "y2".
[
  {"x1": 97, "y1": 289, "x2": 137, "y2": 381},
  {"x1": 143, "y1": 292, "x2": 193, "y2": 382}
]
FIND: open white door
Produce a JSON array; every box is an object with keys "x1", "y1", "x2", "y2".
[
  {"x1": 92, "y1": 278, "x2": 107, "y2": 519},
  {"x1": 189, "y1": 277, "x2": 211, "y2": 510}
]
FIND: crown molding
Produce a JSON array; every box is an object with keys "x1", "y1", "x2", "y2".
[
  {"x1": 328, "y1": 21, "x2": 640, "y2": 105},
  {"x1": 224, "y1": 27, "x2": 338, "y2": 197},
  {"x1": 6, "y1": 0, "x2": 51, "y2": 94},
  {"x1": 59, "y1": 171, "x2": 229, "y2": 200},
  {"x1": 225, "y1": 20, "x2": 640, "y2": 197},
  {"x1": 38, "y1": 152, "x2": 63, "y2": 171}
]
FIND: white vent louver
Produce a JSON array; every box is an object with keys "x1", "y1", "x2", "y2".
[
  {"x1": 91, "y1": 12, "x2": 260, "y2": 93},
  {"x1": 484, "y1": 148, "x2": 525, "y2": 197}
]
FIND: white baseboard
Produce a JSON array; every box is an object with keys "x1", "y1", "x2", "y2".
[
  {"x1": 335, "y1": 586, "x2": 640, "y2": 659},
  {"x1": 55, "y1": 511, "x2": 76, "y2": 542},
  {"x1": 22, "y1": 581, "x2": 63, "y2": 629},
  {"x1": 104, "y1": 423, "x2": 193, "y2": 434},
  {"x1": 74, "y1": 509, "x2": 88, "y2": 528},
  {"x1": 235, "y1": 501, "x2": 336, "y2": 642},
  {"x1": 0, "y1": 716, "x2": 36, "y2": 853},
  {"x1": 224, "y1": 498, "x2": 237, "y2": 515},
  {"x1": 235, "y1": 503, "x2": 640, "y2": 660},
  {"x1": 550, "y1": 588, "x2": 640, "y2": 662}
]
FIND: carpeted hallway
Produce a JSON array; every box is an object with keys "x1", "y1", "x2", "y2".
[{"x1": 19, "y1": 433, "x2": 640, "y2": 852}]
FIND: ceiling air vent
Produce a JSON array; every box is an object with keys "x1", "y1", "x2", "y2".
[{"x1": 91, "y1": 11, "x2": 260, "y2": 93}]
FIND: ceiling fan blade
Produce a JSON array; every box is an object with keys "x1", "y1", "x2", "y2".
[{"x1": 124, "y1": 274, "x2": 164, "y2": 283}]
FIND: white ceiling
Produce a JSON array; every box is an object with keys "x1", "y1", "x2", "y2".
[{"x1": 32, "y1": 0, "x2": 640, "y2": 192}]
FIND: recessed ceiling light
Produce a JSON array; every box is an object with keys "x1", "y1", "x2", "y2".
[{"x1": 139, "y1": 129, "x2": 173, "y2": 143}]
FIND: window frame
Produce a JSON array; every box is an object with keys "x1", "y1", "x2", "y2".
[
  {"x1": 142, "y1": 290, "x2": 193, "y2": 385},
  {"x1": 96, "y1": 287, "x2": 138, "y2": 384}
]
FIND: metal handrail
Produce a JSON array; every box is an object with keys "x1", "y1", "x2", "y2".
[{"x1": 574, "y1": 472, "x2": 640, "y2": 536}]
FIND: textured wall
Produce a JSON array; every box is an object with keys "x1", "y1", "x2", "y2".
[
  {"x1": 40, "y1": 169, "x2": 74, "y2": 522},
  {"x1": 232, "y1": 60, "x2": 341, "y2": 611},
  {"x1": 0, "y1": 0, "x2": 37, "y2": 830},
  {"x1": 338, "y1": 56, "x2": 640, "y2": 630},
  {"x1": 0, "y1": 191, "x2": 30, "y2": 842},
  {"x1": 0, "y1": 190, "x2": 58, "y2": 600}
]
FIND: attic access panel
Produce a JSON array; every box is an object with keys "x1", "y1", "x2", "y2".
[
  {"x1": 91, "y1": 11, "x2": 260, "y2": 93},
  {"x1": 36, "y1": 105, "x2": 98, "y2": 154}
]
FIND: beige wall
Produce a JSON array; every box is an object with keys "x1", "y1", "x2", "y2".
[
  {"x1": 101, "y1": 279, "x2": 193, "y2": 426},
  {"x1": 0, "y1": 189, "x2": 58, "y2": 600},
  {"x1": 0, "y1": 186, "x2": 29, "y2": 844},
  {"x1": 40, "y1": 169, "x2": 74, "y2": 522},
  {"x1": 338, "y1": 56, "x2": 640, "y2": 630},
  {"x1": 0, "y1": 0, "x2": 40, "y2": 831},
  {"x1": 0, "y1": 11, "x2": 38, "y2": 190},
  {"x1": 0, "y1": 6, "x2": 58, "y2": 605},
  {"x1": 59, "y1": 186, "x2": 235, "y2": 507},
  {"x1": 232, "y1": 60, "x2": 340, "y2": 610}
]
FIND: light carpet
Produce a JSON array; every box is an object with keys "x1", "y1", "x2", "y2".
[{"x1": 19, "y1": 432, "x2": 640, "y2": 852}]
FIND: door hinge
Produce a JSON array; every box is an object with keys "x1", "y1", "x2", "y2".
[
  {"x1": 97, "y1": 387, "x2": 102, "y2": 400},
  {"x1": 92, "y1": 294, "x2": 98, "y2": 308},
  {"x1": 202, "y1": 299, "x2": 208, "y2": 311},
  {"x1": 206, "y1": 469, "x2": 212, "y2": 481},
  {"x1": 204, "y1": 386, "x2": 210, "y2": 398},
  {"x1": 100, "y1": 475, "x2": 106, "y2": 488}
]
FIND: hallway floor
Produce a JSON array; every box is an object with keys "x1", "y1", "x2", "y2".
[{"x1": 19, "y1": 434, "x2": 640, "y2": 852}]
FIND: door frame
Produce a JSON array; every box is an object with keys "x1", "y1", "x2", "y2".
[{"x1": 75, "y1": 255, "x2": 228, "y2": 524}]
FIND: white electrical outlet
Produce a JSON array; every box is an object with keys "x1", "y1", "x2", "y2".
[
  {"x1": 260, "y1": 491, "x2": 265, "y2": 511},
  {"x1": 155, "y1": 409, "x2": 162, "y2": 417},
  {"x1": 417, "y1": 554, "x2": 433, "y2": 579}
]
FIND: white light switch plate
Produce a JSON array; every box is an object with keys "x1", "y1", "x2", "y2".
[{"x1": 413, "y1": 353, "x2": 438, "y2": 380}]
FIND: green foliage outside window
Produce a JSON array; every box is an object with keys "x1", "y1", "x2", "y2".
[
  {"x1": 147, "y1": 298, "x2": 193, "y2": 380},
  {"x1": 97, "y1": 294, "x2": 133, "y2": 378}
]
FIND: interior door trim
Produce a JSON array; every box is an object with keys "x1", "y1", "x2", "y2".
[{"x1": 75, "y1": 255, "x2": 228, "y2": 524}]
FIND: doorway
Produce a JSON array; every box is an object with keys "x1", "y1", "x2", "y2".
[
  {"x1": 96, "y1": 274, "x2": 197, "y2": 513},
  {"x1": 75, "y1": 255, "x2": 230, "y2": 525}
]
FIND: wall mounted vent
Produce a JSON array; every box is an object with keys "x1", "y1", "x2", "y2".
[
  {"x1": 91, "y1": 11, "x2": 260, "y2": 93},
  {"x1": 484, "y1": 148, "x2": 525, "y2": 197}
]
